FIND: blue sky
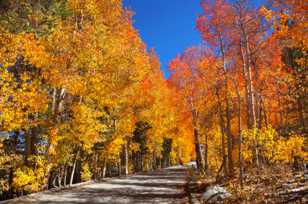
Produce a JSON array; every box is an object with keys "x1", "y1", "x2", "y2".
[{"x1": 123, "y1": 0, "x2": 266, "y2": 78}]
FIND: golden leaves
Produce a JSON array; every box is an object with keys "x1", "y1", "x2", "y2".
[
  {"x1": 259, "y1": 6, "x2": 273, "y2": 21},
  {"x1": 0, "y1": 0, "x2": 196, "y2": 184},
  {"x1": 242, "y1": 127, "x2": 307, "y2": 164},
  {"x1": 13, "y1": 156, "x2": 51, "y2": 192}
]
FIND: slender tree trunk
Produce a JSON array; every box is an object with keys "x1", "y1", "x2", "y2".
[
  {"x1": 297, "y1": 97, "x2": 305, "y2": 131},
  {"x1": 204, "y1": 132, "x2": 208, "y2": 172},
  {"x1": 64, "y1": 165, "x2": 67, "y2": 187},
  {"x1": 24, "y1": 130, "x2": 32, "y2": 165},
  {"x1": 47, "y1": 88, "x2": 60, "y2": 157},
  {"x1": 276, "y1": 92, "x2": 283, "y2": 132},
  {"x1": 262, "y1": 98, "x2": 268, "y2": 127},
  {"x1": 30, "y1": 127, "x2": 37, "y2": 155},
  {"x1": 158, "y1": 157, "x2": 161, "y2": 169},
  {"x1": 216, "y1": 89, "x2": 228, "y2": 175},
  {"x1": 226, "y1": 97, "x2": 233, "y2": 176},
  {"x1": 218, "y1": 33, "x2": 233, "y2": 176},
  {"x1": 162, "y1": 138, "x2": 172, "y2": 168},
  {"x1": 92, "y1": 152, "x2": 97, "y2": 180},
  {"x1": 102, "y1": 159, "x2": 107, "y2": 178},
  {"x1": 194, "y1": 128, "x2": 204, "y2": 173},
  {"x1": 245, "y1": 42, "x2": 257, "y2": 129},
  {"x1": 124, "y1": 142, "x2": 129, "y2": 175},
  {"x1": 240, "y1": 43, "x2": 252, "y2": 128},
  {"x1": 8, "y1": 167, "x2": 14, "y2": 199},
  {"x1": 239, "y1": 32, "x2": 259, "y2": 167},
  {"x1": 58, "y1": 170, "x2": 62, "y2": 188},
  {"x1": 257, "y1": 94, "x2": 263, "y2": 129},
  {"x1": 70, "y1": 149, "x2": 80, "y2": 186},
  {"x1": 52, "y1": 175, "x2": 59, "y2": 188},
  {"x1": 237, "y1": 12, "x2": 257, "y2": 130},
  {"x1": 118, "y1": 157, "x2": 122, "y2": 176},
  {"x1": 232, "y1": 79, "x2": 244, "y2": 187},
  {"x1": 51, "y1": 87, "x2": 58, "y2": 116},
  {"x1": 152, "y1": 152, "x2": 156, "y2": 170},
  {"x1": 108, "y1": 162, "x2": 112, "y2": 176}
]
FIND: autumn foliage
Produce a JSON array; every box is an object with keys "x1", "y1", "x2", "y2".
[
  {"x1": 169, "y1": 0, "x2": 307, "y2": 178},
  {"x1": 0, "y1": 0, "x2": 194, "y2": 198},
  {"x1": 0, "y1": 0, "x2": 307, "y2": 201}
]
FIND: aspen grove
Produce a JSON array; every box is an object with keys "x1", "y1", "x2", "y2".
[{"x1": 0, "y1": 0, "x2": 307, "y2": 201}]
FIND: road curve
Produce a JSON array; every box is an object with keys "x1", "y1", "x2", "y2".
[{"x1": 3, "y1": 166, "x2": 189, "y2": 204}]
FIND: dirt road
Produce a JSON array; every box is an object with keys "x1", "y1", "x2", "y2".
[{"x1": 3, "y1": 166, "x2": 190, "y2": 204}]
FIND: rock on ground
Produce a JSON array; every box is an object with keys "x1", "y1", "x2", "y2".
[{"x1": 202, "y1": 185, "x2": 232, "y2": 203}]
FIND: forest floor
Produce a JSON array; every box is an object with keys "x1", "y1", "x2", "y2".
[
  {"x1": 187, "y1": 166, "x2": 308, "y2": 204},
  {"x1": 1, "y1": 166, "x2": 191, "y2": 204}
]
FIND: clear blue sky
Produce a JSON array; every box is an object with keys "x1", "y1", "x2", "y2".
[{"x1": 123, "y1": 0, "x2": 266, "y2": 78}]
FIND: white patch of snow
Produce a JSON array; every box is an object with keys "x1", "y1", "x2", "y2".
[
  {"x1": 186, "y1": 161, "x2": 197, "y2": 168},
  {"x1": 165, "y1": 165, "x2": 186, "y2": 170}
]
